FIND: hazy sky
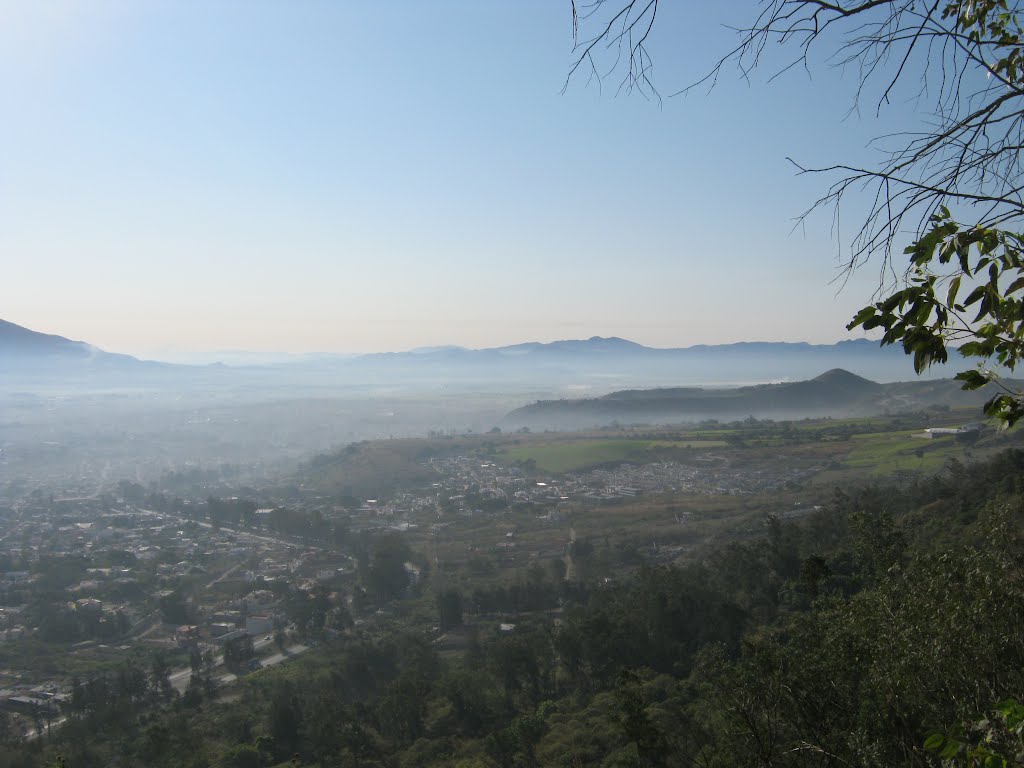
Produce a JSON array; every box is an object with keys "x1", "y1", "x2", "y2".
[{"x1": 1, "y1": 1, "x2": 924, "y2": 359}]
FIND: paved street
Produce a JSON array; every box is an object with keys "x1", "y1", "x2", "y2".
[{"x1": 169, "y1": 640, "x2": 309, "y2": 693}]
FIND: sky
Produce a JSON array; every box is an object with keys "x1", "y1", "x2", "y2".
[{"x1": 0, "y1": 1, "x2": 927, "y2": 360}]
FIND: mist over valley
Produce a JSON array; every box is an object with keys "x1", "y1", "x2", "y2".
[{"x1": 0, "y1": 318, "x2": 991, "y2": 488}]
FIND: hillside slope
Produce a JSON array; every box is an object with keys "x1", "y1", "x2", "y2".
[{"x1": 504, "y1": 369, "x2": 1009, "y2": 429}]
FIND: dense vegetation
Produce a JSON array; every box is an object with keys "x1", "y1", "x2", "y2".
[{"x1": 12, "y1": 450, "x2": 1024, "y2": 767}]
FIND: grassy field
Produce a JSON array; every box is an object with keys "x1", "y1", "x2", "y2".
[
  {"x1": 498, "y1": 438, "x2": 727, "y2": 473},
  {"x1": 845, "y1": 430, "x2": 973, "y2": 474}
]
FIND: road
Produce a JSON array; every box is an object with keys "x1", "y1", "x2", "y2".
[
  {"x1": 29, "y1": 640, "x2": 312, "y2": 742},
  {"x1": 168, "y1": 637, "x2": 309, "y2": 693},
  {"x1": 206, "y1": 561, "x2": 243, "y2": 589}
]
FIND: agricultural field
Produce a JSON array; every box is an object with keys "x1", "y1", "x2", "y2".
[
  {"x1": 846, "y1": 431, "x2": 964, "y2": 473},
  {"x1": 491, "y1": 409, "x2": 1006, "y2": 476},
  {"x1": 497, "y1": 437, "x2": 727, "y2": 473}
]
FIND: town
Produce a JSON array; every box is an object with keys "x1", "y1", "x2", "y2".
[{"x1": 0, "y1": 408, "x2": 1010, "y2": 744}]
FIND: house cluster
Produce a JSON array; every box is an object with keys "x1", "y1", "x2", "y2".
[
  {"x1": 0, "y1": 488, "x2": 362, "y2": 712},
  {"x1": 424, "y1": 454, "x2": 816, "y2": 513}
]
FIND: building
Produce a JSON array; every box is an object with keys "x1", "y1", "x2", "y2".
[{"x1": 245, "y1": 615, "x2": 273, "y2": 636}]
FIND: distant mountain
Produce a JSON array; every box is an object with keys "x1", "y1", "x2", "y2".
[
  {"x1": 0, "y1": 318, "x2": 167, "y2": 375},
  {"x1": 350, "y1": 335, "x2": 919, "y2": 368},
  {"x1": 504, "y1": 368, "x2": 1008, "y2": 429},
  {"x1": 314, "y1": 335, "x2": 943, "y2": 390},
  {"x1": 1, "y1": 318, "x2": 98, "y2": 360},
  {"x1": 395, "y1": 336, "x2": 895, "y2": 361},
  {"x1": 489, "y1": 336, "x2": 649, "y2": 356},
  {"x1": 0, "y1": 319, "x2": 963, "y2": 396},
  {"x1": 408, "y1": 345, "x2": 468, "y2": 355}
]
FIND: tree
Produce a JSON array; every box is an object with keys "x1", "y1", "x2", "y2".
[
  {"x1": 377, "y1": 672, "x2": 431, "y2": 746},
  {"x1": 484, "y1": 701, "x2": 556, "y2": 768},
  {"x1": 223, "y1": 636, "x2": 254, "y2": 673},
  {"x1": 284, "y1": 586, "x2": 333, "y2": 639},
  {"x1": 437, "y1": 588, "x2": 464, "y2": 631},
  {"x1": 615, "y1": 671, "x2": 670, "y2": 768},
  {"x1": 220, "y1": 744, "x2": 264, "y2": 768},
  {"x1": 158, "y1": 591, "x2": 190, "y2": 625},
  {"x1": 570, "y1": 1, "x2": 1024, "y2": 425},
  {"x1": 0, "y1": 709, "x2": 20, "y2": 746},
  {"x1": 267, "y1": 685, "x2": 302, "y2": 759},
  {"x1": 182, "y1": 672, "x2": 205, "y2": 708},
  {"x1": 365, "y1": 533, "x2": 412, "y2": 603},
  {"x1": 187, "y1": 647, "x2": 216, "y2": 697},
  {"x1": 150, "y1": 651, "x2": 175, "y2": 702}
]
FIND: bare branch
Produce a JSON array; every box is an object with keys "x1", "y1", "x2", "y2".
[{"x1": 569, "y1": 0, "x2": 1024, "y2": 284}]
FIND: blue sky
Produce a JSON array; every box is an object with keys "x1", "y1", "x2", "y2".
[{"x1": 0, "y1": 1, "x2": 921, "y2": 358}]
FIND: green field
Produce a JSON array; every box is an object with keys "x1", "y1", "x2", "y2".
[
  {"x1": 498, "y1": 438, "x2": 726, "y2": 473},
  {"x1": 844, "y1": 430, "x2": 970, "y2": 474}
]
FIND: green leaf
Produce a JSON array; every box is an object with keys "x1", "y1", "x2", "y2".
[
  {"x1": 947, "y1": 275, "x2": 963, "y2": 307},
  {"x1": 923, "y1": 733, "x2": 945, "y2": 751},
  {"x1": 956, "y1": 370, "x2": 990, "y2": 389},
  {"x1": 963, "y1": 285, "x2": 988, "y2": 307},
  {"x1": 847, "y1": 306, "x2": 878, "y2": 329},
  {"x1": 940, "y1": 738, "x2": 962, "y2": 759}
]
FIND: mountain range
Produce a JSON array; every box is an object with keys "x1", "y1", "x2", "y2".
[{"x1": 0, "y1": 318, "x2": 959, "y2": 393}]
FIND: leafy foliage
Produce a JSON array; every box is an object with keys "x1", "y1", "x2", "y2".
[
  {"x1": 849, "y1": 209, "x2": 1024, "y2": 425},
  {"x1": 925, "y1": 698, "x2": 1024, "y2": 767}
]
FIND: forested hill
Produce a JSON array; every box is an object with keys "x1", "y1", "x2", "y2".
[{"x1": 505, "y1": 368, "x2": 1016, "y2": 429}]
